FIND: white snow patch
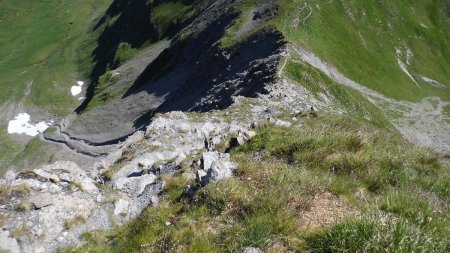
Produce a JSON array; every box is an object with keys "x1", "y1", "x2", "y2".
[
  {"x1": 7, "y1": 113, "x2": 51, "y2": 136},
  {"x1": 406, "y1": 49, "x2": 413, "y2": 65},
  {"x1": 420, "y1": 76, "x2": 445, "y2": 88},
  {"x1": 396, "y1": 48, "x2": 420, "y2": 88},
  {"x1": 71, "y1": 81, "x2": 84, "y2": 96}
]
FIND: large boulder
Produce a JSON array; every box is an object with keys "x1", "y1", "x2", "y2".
[
  {"x1": 114, "y1": 174, "x2": 157, "y2": 196},
  {"x1": 197, "y1": 152, "x2": 236, "y2": 185}
]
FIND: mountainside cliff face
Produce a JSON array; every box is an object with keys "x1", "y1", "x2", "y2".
[
  {"x1": 66, "y1": 0, "x2": 285, "y2": 145},
  {"x1": 44, "y1": 0, "x2": 450, "y2": 153},
  {"x1": 0, "y1": 0, "x2": 449, "y2": 252}
]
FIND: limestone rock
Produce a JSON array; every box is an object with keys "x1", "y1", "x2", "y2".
[
  {"x1": 274, "y1": 119, "x2": 292, "y2": 128},
  {"x1": 41, "y1": 161, "x2": 98, "y2": 194},
  {"x1": 114, "y1": 174, "x2": 157, "y2": 196},
  {"x1": 4, "y1": 170, "x2": 17, "y2": 181},
  {"x1": 197, "y1": 152, "x2": 235, "y2": 185},
  {"x1": 0, "y1": 230, "x2": 20, "y2": 253},
  {"x1": 114, "y1": 199, "x2": 129, "y2": 216},
  {"x1": 243, "y1": 247, "x2": 263, "y2": 253},
  {"x1": 178, "y1": 123, "x2": 191, "y2": 133},
  {"x1": 182, "y1": 172, "x2": 196, "y2": 180},
  {"x1": 36, "y1": 193, "x2": 96, "y2": 242},
  {"x1": 29, "y1": 193, "x2": 54, "y2": 209},
  {"x1": 33, "y1": 169, "x2": 59, "y2": 182}
]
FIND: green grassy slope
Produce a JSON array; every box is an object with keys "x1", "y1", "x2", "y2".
[
  {"x1": 285, "y1": 59, "x2": 393, "y2": 128},
  {"x1": 66, "y1": 116, "x2": 449, "y2": 252},
  {"x1": 0, "y1": 0, "x2": 112, "y2": 170},
  {"x1": 0, "y1": 0, "x2": 112, "y2": 114},
  {"x1": 275, "y1": 0, "x2": 450, "y2": 102}
]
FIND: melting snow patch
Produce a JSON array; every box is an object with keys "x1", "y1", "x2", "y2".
[
  {"x1": 395, "y1": 48, "x2": 420, "y2": 88},
  {"x1": 420, "y1": 76, "x2": 445, "y2": 88},
  {"x1": 71, "y1": 81, "x2": 84, "y2": 96},
  {"x1": 7, "y1": 113, "x2": 51, "y2": 136}
]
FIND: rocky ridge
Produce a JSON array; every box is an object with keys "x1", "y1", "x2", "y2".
[
  {"x1": 0, "y1": 40, "x2": 330, "y2": 250},
  {"x1": 2, "y1": 40, "x2": 448, "y2": 252},
  {"x1": 1, "y1": 1, "x2": 448, "y2": 251}
]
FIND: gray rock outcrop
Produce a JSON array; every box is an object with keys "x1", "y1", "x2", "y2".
[{"x1": 197, "y1": 152, "x2": 236, "y2": 185}]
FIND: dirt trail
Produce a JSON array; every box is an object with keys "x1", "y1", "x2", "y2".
[{"x1": 42, "y1": 124, "x2": 115, "y2": 157}]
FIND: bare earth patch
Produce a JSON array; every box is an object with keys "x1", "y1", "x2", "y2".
[{"x1": 299, "y1": 192, "x2": 360, "y2": 229}]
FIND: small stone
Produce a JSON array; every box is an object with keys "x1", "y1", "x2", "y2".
[
  {"x1": 182, "y1": 172, "x2": 196, "y2": 180},
  {"x1": 150, "y1": 196, "x2": 159, "y2": 207},
  {"x1": 275, "y1": 119, "x2": 292, "y2": 128},
  {"x1": 237, "y1": 136, "x2": 246, "y2": 145},
  {"x1": 178, "y1": 123, "x2": 191, "y2": 133},
  {"x1": 247, "y1": 131, "x2": 256, "y2": 139},
  {"x1": 33, "y1": 169, "x2": 60, "y2": 182},
  {"x1": 137, "y1": 174, "x2": 157, "y2": 195},
  {"x1": 96, "y1": 194, "x2": 103, "y2": 203},
  {"x1": 138, "y1": 159, "x2": 153, "y2": 169},
  {"x1": 242, "y1": 247, "x2": 263, "y2": 253},
  {"x1": 114, "y1": 199, "x2": 129, "y2": 216},
  {"x1": 48, "y1": 174, "x2": 60, "y2": 183},
  {"x1": 114, "y1": 174, "x2": 157, "y2": 195},
  {"x1": 196, "y1": 170, "x2": 208, "y2": 184},
  {"x1": 201, "y1": 122, "x2": 219, "y2": 137},
  {"x1": 43, "y1": 161, "x2": 98, "y2": 194}
]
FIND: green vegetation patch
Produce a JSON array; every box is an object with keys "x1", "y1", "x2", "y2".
[
  {"x1": 0, "y1": 0, "x2": 112, "y2": 171},
  {"x1": 275, "y1": 0, "x2": 450, "y2": 102},
  {"x1": 285, "y1": 59, "x2": 392, "y2": 128},
  {"x1": 306, "y1": 216, "x2": 446, "y2": 253},
  {"x1": 151, "y1": 1, "x2": 194, "y2": 39},
  {"x1": 7, "y1": 138, "x2": 58, "y2": 172},
  {"x1": 220, "y1": 0, "x2": 258, "y2": 48},
  {"x1": 0, "y1": 0, "x2": 112, "y2": 114},
  {"x1": 66, "y1": 116, "x2": 449, "y2": 252}
]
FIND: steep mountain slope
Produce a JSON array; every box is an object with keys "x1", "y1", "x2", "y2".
[
  {"x1": 63, "y1": 0, "x2": 449, "y2": 148},
  {"x1": 277, "y1": 0, "x2": 450, "y2": 102},
  {"x1": 2, "y1": 0, "x2": 449, "y2": 170},
  {"x1": 64, "y1": 0, "x2": 285, "y2": 145},
  {"x1": 0, "y1": 0, "x2": 449, "y2": 252},
  {"x1": 0, "y1": 0, "x2": 112, "y2": 171}
]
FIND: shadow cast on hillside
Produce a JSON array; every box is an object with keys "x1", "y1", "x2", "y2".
[{"x1": 76, "y1": 0, "x2": 196, "y2": 113}]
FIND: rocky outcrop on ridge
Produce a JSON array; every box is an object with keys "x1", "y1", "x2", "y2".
[{"x1": 0, "y1": 55, "x2": 322, "y2": 251}]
